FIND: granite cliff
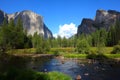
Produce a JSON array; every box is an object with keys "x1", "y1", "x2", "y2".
[
  {"x1": 0, "y1": 10, "x2": 53, "y2": 38},
  {"x1": 77, "y1": 9, "x2": 120, "y2": 35}
]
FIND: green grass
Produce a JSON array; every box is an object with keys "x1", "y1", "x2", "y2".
[
  {"x1": 0, "y1": 68, "x2": 72, "y2": 80},
  {"x1": 47, "y1": 71, "x2": 72, "y2": 80},
  {"x1": 104, "y1": 54, "x2": 120, "y2": 58},
  {"x1": 63, "y1": 53, "x2": 87, "y2": 58},
  {"x1": 90, "y1": 47, "x2": 113, "y2": 54},
  {"x1": 49, "y1": 47, "x2": 75, "y2": 53},
  {"x1": 60, "y1": 47, "x2": 120, "y2": 59},
  {"x1": 50, "y1": 47, "x2": 113, "y2": 54},
  {"x1": 7, "y1": 47, "x2": 113, "y2": 54},
  {"x1": 63, "y1": 53, "x2": 120, "y2": 59},
  {"x1": 7, "y1": 47, "x2": 120, "y2": 59},
  {"x1": 8, "y1": 48, "x2": 36, "y2": 54},
  {"x1": 50, "y1": 47, "x2": 118, "y2": 59}
]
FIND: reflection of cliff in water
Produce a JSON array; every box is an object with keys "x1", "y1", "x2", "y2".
[
  {"x1": 0, "y1": 54, "x2": 120, "y2": 80},
  {"x1": 39, "y1": 57, "x2": 120, "y2": 80},
  {"x1": 0, "y1": 54, "x2": 52, "y2": 73}
]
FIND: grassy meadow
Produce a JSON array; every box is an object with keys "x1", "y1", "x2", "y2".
[{"x1": 7, "y1": 47, "x2": 120, "y2": 59}]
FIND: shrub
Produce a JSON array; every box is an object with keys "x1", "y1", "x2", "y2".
[
  {"x1": 53, "y1": 50, "x2": 60, "y2": 56},
  {"x1": 111, "y1": 45, "x2": 120, "y2": 54},
  {"x1": 0, "y1": 68, "x2": 72, "y2": 80},
  {"x1": 87, "y1": 54, "x2": 108, "y2": 60},
  {"x1": 87, "y1": 53, "x2": 97, "y2": 59},
  {"x1": 76, "y1": 39, "x2": 90, "y2": 54}
]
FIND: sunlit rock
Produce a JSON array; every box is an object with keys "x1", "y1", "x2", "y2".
[{"x1": 0, "y1": 10, "x2": 53, "y2": 38}]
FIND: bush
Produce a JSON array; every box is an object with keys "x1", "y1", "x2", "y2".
[
  {"x1": 53, "y1": 50, "x2": 60, "y2": 56},
  {"x1": 36, "y1": 46, "x2": 43, "y2": 54},
  {"x1": 111, "y1": 45, "x2": 120, "y2": 54},
  {"x1": 87, "y1": 54, "x2": 108, "y2": 60},
  {"x1": 35, "y1": 41, "x2": 50, "y2": 54},
  {"x1": 0, "y1": 68, "x2": 72, "y2": 80},
  {"x1": 87, "y1": 53, "x2": 97, "y2": 59},
  {"x1": 96, "y1": 42, "x2": 106, "y2": 54},
  {"x1": 76, "y1": 39, "x2": 90, "y2": 54}
]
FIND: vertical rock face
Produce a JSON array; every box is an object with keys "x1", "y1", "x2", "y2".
[
  {"x1": 77, "y1": 18, "x2": 96, "y2": 35},
  {"x1": 0, "y1": 10, "x2": 53, "y2": 38},
  {"x1": 0, "y1": 10, "x2": 7, "y2": 25},
  {"x1": 77, "y1": 9, "x2": 120, "y2": 35},
  {"x1": 95, "y1": 10, "x2": 119, "y2": 30},
  {"x1": 43, "y1": 24, "x2": 53, "y2": 38}
]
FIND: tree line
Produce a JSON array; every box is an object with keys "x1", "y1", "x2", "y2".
[
  {"x1": 0, "y1": 18, "x2": 32, "y2": 53},
  {"x1": 0, "y1": 18, "x2": 120, "y2": 54}
]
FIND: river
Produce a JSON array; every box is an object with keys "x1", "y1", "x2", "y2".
[
  {"x1": 0, "y1": 54, "x2": 120, "y2": 80},
  {"x1": 28, "y1": 57, "x2": 120, "y2": 80}
]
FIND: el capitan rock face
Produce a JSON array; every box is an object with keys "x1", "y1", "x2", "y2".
[
  {"x1": 0, "y1": 10, "x2": 53, "y2": 38},
  {"x1": 77, "y1": 9, "x2": 120, "y2": 35}
]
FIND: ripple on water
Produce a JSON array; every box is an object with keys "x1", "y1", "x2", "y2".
[{"x1": 30, "y1": 58, "x2": 120, "y2": 80}]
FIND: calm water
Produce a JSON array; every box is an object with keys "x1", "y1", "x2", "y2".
[
  {"x1": 30, "y1": 57, "x2": 120, "y2": 80},
  {"x1": 0, "y1": 55, "x2": 120, "y2": 80}
]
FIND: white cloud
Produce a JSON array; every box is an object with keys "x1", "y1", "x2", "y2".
[
  {"x1": 53, "y1": 33, "x2": 58, "y2": 38},
  {"x1": 53, "y1": 23, "x2": 77, "y2": 38}
]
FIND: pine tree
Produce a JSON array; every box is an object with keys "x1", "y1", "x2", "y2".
[
  {"x1": 14, "y1": 18, "x2": 25, "y2": 48},
  {"x1": 107, "y1": 26, "x2": 116, "y2": 46},
  {"x1": 57, "y1": 35, "x2": 62, "y2": 47},
  {"x1": 62, "y1": 37, "x2": 68, "y2": 47},
  {"x1": 115, "y1": 20, "x2": 120, "y2": 44}
]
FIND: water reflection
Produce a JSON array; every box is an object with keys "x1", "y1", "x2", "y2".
[
  {"x1": 36, "y1": 58, "x2": 120, "y2": 80},
  {"x1": 0, "y1": 54, "x2": 120, "y2": 80}
]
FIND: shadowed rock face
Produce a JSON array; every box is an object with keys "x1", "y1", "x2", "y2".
[
  {"x1": 0, "y1": 10, "x2": 8, "y2": 25},
  {"x1": 0, "y1": 10, "x2": 53, "y2": 38},
  {"x1": 77, "y1": 18, "x2": 96, "y2": 35},
  {"x1": 77, "y1": 9, "x2": 120, "y2": 35}
]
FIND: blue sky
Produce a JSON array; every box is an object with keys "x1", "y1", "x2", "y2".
[{"x1": 0, "y1": 0, "x2": 120, "y2": 38}]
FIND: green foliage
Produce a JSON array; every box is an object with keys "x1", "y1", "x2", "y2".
[
  {"x1": 104, "y1": 54, "x2": 120, "y2": 58},
  {"x1": 91, "y1": 29, "x2": 107, "y2": 54},
  {"x1": 112, "y1": 45, "x2": 120, "y2": 54},
  {"x1": 62, "y1": 37, "x2": 68, "y2": 47},
  {"x1": 32, "y1": 33, "x2": 50, "y2": 54},
  {"x1": 92, "y1": 28, "x2": 107, "y2": 47},
  {"x1": 107, "y1": 20, "x2": 120, "y2": 46},
  {"x1": 57, "y1": 35, "x2": 62, "y2": 47},
  {"x1": 115, "y1": 20, "x2": 120, "y2": 44},
  {"x1": 76, "y1": 39, "x2": 90, "y2": 54},
  {"x1": 86, "y1": 53, "x2": 98, "y2": 59},
  {"x1": 24, "y1": 35, "x2": 32, "y2": 48},
  {"x1": 0, "y1": 18, "x2": 29, "y2": 53},
  {"x1": 63, "y1": 53, "x2": 87, "y2": 58},
  {"x1": 0, "y1": 68, "x2": 71, "y2": 80},
  {"x1": 107, "y1": 26, "x2": 116, "y2": 46},
  {"x1": 0, "y1": 15, "x2": 120, "y2": 55},
  {"x1": 48, "y1": 71, "x2": 71, "y2": 80},
  {"x1": 53, "y1": 50, "x2": 60, "y2": 56},
  {"x1": 50, "y1": 48, "x2": 75, "y2": 54},
  {"x1": 49, "y1": 35, "x2": 78, "y2": 48},
  {"x1": 50, "y1": 38, "x2": 59, "y2": 48},
  {"x1": 87, "y1": 54, "x2": 108, "y2": 60},
  {"x1": 96, "y1": 45, "x2": 105, "y2": 54},
  {"x1": 0, "y1": 19, "x2": 11, "y2": 52}
]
